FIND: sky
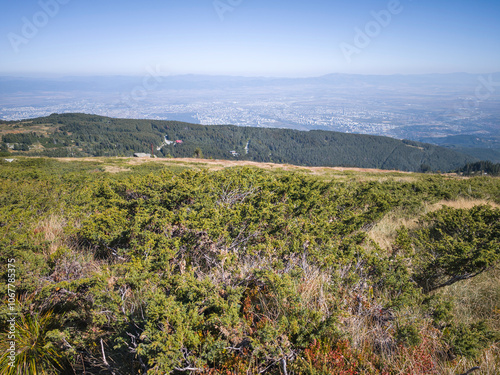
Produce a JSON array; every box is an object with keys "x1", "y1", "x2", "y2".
[{"x1": 1, "y1": 0, "x2": 499, "y2": 77}]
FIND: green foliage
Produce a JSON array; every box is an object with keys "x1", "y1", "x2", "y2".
[
  {"x1": 0, "y1": 158, "x2": 499, "y2": 373},
  {"x1": 13, "y1": 144, "x2": 29, "y2": 151},
  {"x1": 410, "y1": 205, "x2": 500, "y2": 292},
  {"x1": 4, "y1": 113, "x2": 477, "y2": 171},
  {"x1": 396, "y1": 324, "x2": 421, "y2": 347},
  {"x1": 194, "y1": 147, "x2": 203, "y2": 158},
  {"x1": 2, "y1": 133, "x2": 38, "y2": 146},
  {"x1": 0, "y1": 310, "x2": 65, "y2": 375},
  {"x1": 457, "y1": 160, "x2": 500, "y2": 176},
  {"x1": 443, "y1": 321, "x2": 497, "y2": 359},
  {"x1": 368, "y1": 254, "x2": 420, "y2": 308},
  {"x1": 422, "y1": 295, "x2": 454, "y2": 328}
]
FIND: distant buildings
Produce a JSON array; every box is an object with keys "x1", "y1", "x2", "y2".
[
  {"x1": 133, "y1": 153, "x2": 151, "y2": 158},
  {"x1": 164, "y1": 136, "x2": 174, "y2": 145}
]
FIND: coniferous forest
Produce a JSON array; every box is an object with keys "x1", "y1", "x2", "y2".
[
  {"x1": 0, "y1": 156, "x2": 499, "y2": 374},
  {"x1": 0, "y1": 113, "x2": 479, "y2": 172}
]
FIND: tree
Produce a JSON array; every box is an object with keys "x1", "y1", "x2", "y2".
[
  {"x1": 420, "y1": 164, "x2": 432, "y2": 173},
  {"x1": 194, "y1": 147, "x2": 203, "y2": 158}
]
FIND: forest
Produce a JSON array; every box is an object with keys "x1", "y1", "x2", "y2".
[
  {"x1": 0, "y1": 113, "x2": 478, "y2": 172},
  {"x1": 456, "y1": 161, "x2": 500, "y2": 176},
  {"x1": 0, "y1": 156, "x2": 499, "y2": 374}
]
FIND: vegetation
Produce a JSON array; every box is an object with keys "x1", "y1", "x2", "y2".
[
  {"x1": 456, "y1": 161, "x2": 500, "y2": 176},
  {"x1": 0, "y1": 113, "x2": 478, "y2": 172},
  {"x1": 408, "y1": 206, "x2": 500, "y2": 292},
  {"x1": 0, "y1": 157, "x2": 499, "y2": 374}
]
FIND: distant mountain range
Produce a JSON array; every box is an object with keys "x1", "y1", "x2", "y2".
[
  {"x1": 0, "y1": 113, "x2": 479, "y2": 172},
  {"x1": 1, "y1": 72, "x2": 499, "y2": 93}
]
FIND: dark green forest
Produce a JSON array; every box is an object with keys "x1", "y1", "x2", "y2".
[
  {"x1": 456, "y1": 161, "x2": 500, "y2": 176},
  {"x1": 0, "y1": 113, "x2": 478, "y2": 172},
  {"x1": 0, "y1": 157, "x2": 499, "y2": 374}
]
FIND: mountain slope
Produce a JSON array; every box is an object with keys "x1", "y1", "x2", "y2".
[{"x1": 0, "y1": 113, "x2": 477, "y2": 172}]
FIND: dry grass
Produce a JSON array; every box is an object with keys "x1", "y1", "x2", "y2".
[
  {"x1": 366, "y1": 200, "x2": 500, "y2": 373},
  {"x1": 367, "y1": 209, "x2": 419, "y2": 251},
  {"x1": 34, "y1": 214, "x2": 67, "y2": 254},
  {"x1": 53, "y1": 156, "x2": 421, "y2": 178},
  {"x1": 0, "y1": 121, "x2": 58, "y2": 136},
  {"x1": 33, "y1": 215, "x2": 104, "y2": 283},
  {"x1": 390, "y1": 325, "x2": 444, "y2": 375},
  {"x1": 295, "y1": 260, "x2": 334, "y2": 317},
  {"x1": 339, "y1": 283, "x2": 449, "y2": 374},
  {"x1": 104, "y1": 165, "x2": 131, "y2": 173},
  {"x1": 367, "y1": 198, "x2": 500, "y2": 252},
  {"x1": 50, "y1": 250, "x2": 102, "y2": 282},
  {"x1": 435, "y1": 265, "x2": 500, "y2": 374},
  {"x1": 439, "y1": 344, "x2": 500, "y2": 375},
  {"x1": 439, "y1": 268, "x2": 500, "y2": 331},
  {"x1": 431, "y1": 198, "x2": 500, "y2": 210}
]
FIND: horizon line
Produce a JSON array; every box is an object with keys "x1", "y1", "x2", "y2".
[{"x1": 1, "y1": 71, "x2": 499, "y2": 80}]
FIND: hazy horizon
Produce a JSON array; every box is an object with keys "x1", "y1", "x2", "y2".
[{"x1": 2, "y1": 71, "x2": 500, "y2": 79}]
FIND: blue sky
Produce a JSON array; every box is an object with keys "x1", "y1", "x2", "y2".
[{"x1": 1, "y1": 0, "x2": 499, "y2": 77}]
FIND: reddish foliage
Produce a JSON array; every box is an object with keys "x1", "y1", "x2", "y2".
[
  {"x1": 302, "y1": 339, "x2": 359, "y2": 375},
  {"x1": 396, "y1": 337, "x2": 438, "y2": 375}
]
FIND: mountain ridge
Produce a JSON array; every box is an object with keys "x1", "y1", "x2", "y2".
[
  {"x1": 2, "y1": 113, "x2": 478, "y2": 172},
  {"x1": 2, "y1": 72, "x2": 500, "y2": 93},
  {"x1": 0, "y1": 113, "x2": 478, "y2": 172}
]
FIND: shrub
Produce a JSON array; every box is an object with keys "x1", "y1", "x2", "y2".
[
  {"x1": 444, "y1": 321, "x2": 497, "y2": 359},
  {"x1": 410, "y1": 206, "x2": 500, "y2": 292},
  {"x1": 0, "y1": 310, "x2": 65, "y2": 375},
  {"x1": 396, "y1": 323, "x2": 422, "y2": 347}
]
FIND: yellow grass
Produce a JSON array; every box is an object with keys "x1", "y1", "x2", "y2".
[
  {"x1": 439, "y1": 268, "x2": 500, "y2": 330},
  {"x1": 54, "y1": 156, "x2": 417, "y2": 176},
  {"x1": 103, "y1": 165, "x2": 131, "y2": 173},
  {"x1": 35, "y1": 214, "x2": 67, "y2": 254},
  {"x1": 368, "y1": 198, "x2": 500, "y2": 251},
  {"x1": 367, "y1": 210, "x2": 419, "y2": 251},
  {"x1": 431, "y1": 198, "x2": 500, "y2": 210}
]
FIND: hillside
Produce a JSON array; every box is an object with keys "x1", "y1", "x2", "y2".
[
  {"x1": 0, "y1": 113, "x2": 477, "y2": 172},
  {"x1": 0, "y1": 157, "x2": 499, "y2": 374}
]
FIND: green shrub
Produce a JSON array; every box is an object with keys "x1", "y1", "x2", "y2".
[
  {"x1": 444, "y1": 321, "x2": 497, "y2": 359},
  {"x1": 0, "y1": 310, "x2": 65, "y2": 375},
  {"x1": 396, "y1": 324, "x2": 421, "y2": 347},
  {"x1": 411, "y1": 206, "x2": 500, "y2": 292},
  {"x1": 1, "y1": 159, "x2": 499, "y2": 373}
]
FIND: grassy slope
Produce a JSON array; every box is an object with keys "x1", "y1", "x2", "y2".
[{"x1": 0, "y1": 157, "x2": 499, "y2": 374}]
